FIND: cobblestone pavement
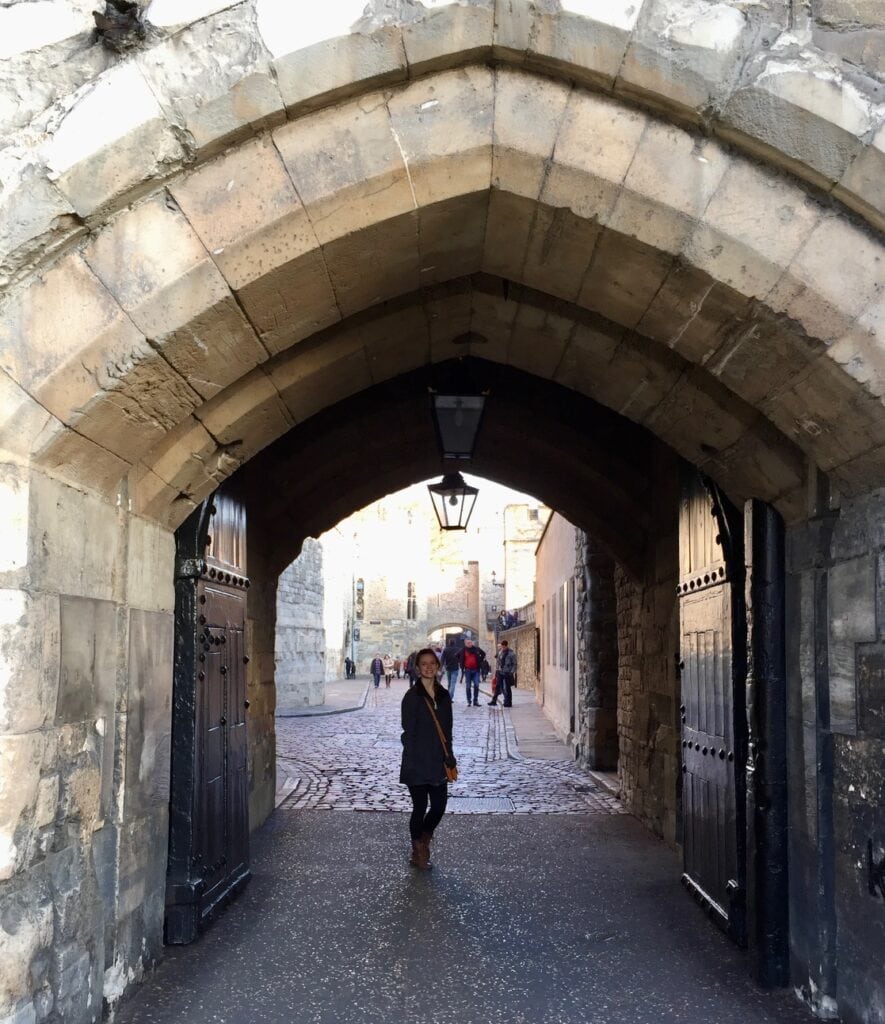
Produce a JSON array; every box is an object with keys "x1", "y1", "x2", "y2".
[{"x1": 276, "y1": 681, "x2": 623, "y2": 815}]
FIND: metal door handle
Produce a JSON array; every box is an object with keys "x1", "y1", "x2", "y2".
[
  {"x1": 244, "y1": 700, "x2": 250, "y2": 709},
  {"x1": 220, "y1": 716, "x2": 226, "y2": 726}
]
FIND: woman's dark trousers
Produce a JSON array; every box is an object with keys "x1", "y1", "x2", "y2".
[{"x1": 408, "y1": 784, "x2": 448, "y2": 839}]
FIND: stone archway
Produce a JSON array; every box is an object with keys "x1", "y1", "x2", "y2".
[{"x1": 1, "y1": 6, "x2": 883, "y2": 1024}]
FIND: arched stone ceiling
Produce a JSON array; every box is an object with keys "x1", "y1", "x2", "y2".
[
  {"x1": 238, "y1": 360, "x2": 673, "y2": 580},
  {"x1": 0, "y1": 67, "x2": 882, "y2": 530}
]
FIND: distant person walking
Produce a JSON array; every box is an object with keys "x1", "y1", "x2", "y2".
[
  {"x1": 370, "y1": 654, "x2": 384, "y2": 689},
  {"x1": 489, "y1": 639, "x2": 516, "y2": 707},
  {"x1": 400, "y1": 648, "x2": 456, "y2": 869},
  {"x1": 344, "y1": 656, "x2": 353, "y2": 679},
  {"x1": 458, "y1": 638, "x2": 485, "y2": 707},
  {"x1": 383, "y1": 653, "x2": 395, "y2": 687},
  {"x1": 443, "y1": 644, "x2": 461, "y2": 699}
]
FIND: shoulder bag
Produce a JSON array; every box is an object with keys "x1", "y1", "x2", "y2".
[{"x1": 421, "y1": 694, "x2": 458, "y2": 782}]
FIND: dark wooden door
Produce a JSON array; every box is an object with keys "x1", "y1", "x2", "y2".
[
  {"x1": 166, "y1": 488, "x2": 251, "y2": 944},
  {"x1": 678, "y1": 468, "x2": 746, "y2": 944}
]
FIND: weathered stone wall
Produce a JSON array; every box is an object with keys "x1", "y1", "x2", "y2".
[
  {"x1": 499, "y1": 621, "x2": 539, "y2": 695},
  {"x1": 575, "y1": 532, "x2": 618, "y2": 772},
  {"x1": 0, "y1": 468, "x2": 174, "y2": 1023},
  {"x1": 614, "y1": 496, "x2": 681, "y2": 847},
  {"x1": 785, "y1": 485, "x2": 885, "y2": 1024},
  {"x1": 275, "y1": 540, "x2": 325, "y2": 711}
]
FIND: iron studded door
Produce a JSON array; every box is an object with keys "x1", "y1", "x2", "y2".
[
  {"x1": 678, "y1": 469, "x2": 746, "y2": 944},
  {"x1": 167, "y1": 489, "x2": 250, "y2": 944}
]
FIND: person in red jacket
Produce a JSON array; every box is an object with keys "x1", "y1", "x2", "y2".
[{"x1": 457, "y1": 638, "x2": 486, "y2": 707}]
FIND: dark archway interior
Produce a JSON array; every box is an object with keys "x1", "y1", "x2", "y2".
[{"x1": 237, "y1": 358, "x2": 688, "y2": 580}]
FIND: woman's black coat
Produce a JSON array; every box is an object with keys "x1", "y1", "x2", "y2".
[{"x1": 400, "y1": 683, "x2": 454, "y2": 786}]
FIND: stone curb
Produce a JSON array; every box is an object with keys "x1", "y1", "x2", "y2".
[{"x1": 275, "y1": 681, "x2": 370, "y2": 718}]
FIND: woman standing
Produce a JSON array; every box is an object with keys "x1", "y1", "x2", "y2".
[
  {"x1": 382, "y1": 653, "x2": 395, "y2": 687},
  {"x1": 400, "y1": 648, "x2": 456, "y2": 869}
]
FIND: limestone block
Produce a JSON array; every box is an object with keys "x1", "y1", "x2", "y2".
[
  {"x1": 685, "y1": 159, "x2": 821, "y2": 301},
  {"x1": 0, "y1": 887, "x2": 52, "y2": 1018},
  {"x1": 273, "y1": 92, "x2": 414, "y2": 245},
  {"x1": 44, "y1": 62, "x2": 185, "y2": 217},
  {"x1": 826, "y1": 293, "x2": 885, "y2": 400},
  {"x1": 0, "y1": 254, "x2": 199, "y2": 463},
  {"x1": 123, "y1": 611, "x2": 172, "y2": 816},
  {"x1": 496, "y1": 0, "x2": 640, "y2": 88},
  {"x1": 322, "y1": 212, "x2": 421, "y2": 317},
  {"x1": 720, "y1": 60, "x2": 874, "y2": 190},
  {"x1": 506, "y1": 301, "x2": 573, "y2": 379},
  {"x1": 636, "y1": 263, "x2": 751, "y2": 365},
  {"x1": 469, "y1": 283, "x2": 519, "y2": 363},
  {"x1": 539, "y1": 88, "x2": 645, "y2": 227},
  {"x1": 139, "y1": 416, "x2": 221, "y2": 507},
  {"x1": 762, "y1": 356, "x2": 885, "y2": 473},
  {"x1": 194, "y1": 369, "x2": 292, "y2": 462},
  {"x1": 0, "y1": 733, "x2": 42, "y2": 878},
  {"x1": 0, "y1": 152, "x2": 81, "y2": 289},
  {"x1": 169, "y1": 138, "x2": 339, "y2": 355},
  {"x1": 270, "y1": 334, "x2": 372, "y2": 424},
  {"x1": 617, "y1": 0, "x2": 750, "y2": 119},
  {"x1": 492, "y1": 69, "x2": 571, "y2": 200},
  {"x1": 34, "y1": 775, "x2": 59, "y2": 829},
  {"x1": 138, "y1": 5, "x2": 285, "y2": 158},
  {"x1": 707, "y1": 316, "x2": 824, "y2": 409},
  {"x1": 402, "y1": 2, "x2": 494, "y2": 74},
  {"x1": 27, "y1": 471, "x2": 120, "y2": 601},
  {"x1": 837, "y1": 114, "x2": 885, "y2": 232},
  {"x1": 0, "y1": 2, "x2": 87, "y2": 60},
  {"x1": 521, "y1": 204, "x2": 603, "y2": 302},
  {"x1": 144, "y1": 0, "x2": 249, "y2": 32},
  {"x1": 126, "y1": 517, "x2": 175, "y2": 613},
  {"x1": 387, "y1": 66, "x2": 493, "y2": 207},
  {"x1": 56, "y1": 596, "x2": 116, "y2": 727},
  {"x1": 419, "y1": 192, "x2": 487, "y2": 285},
  {"x1": 828, "y1": 555, "x2": 877, "y2": 733},
  {"x1": 829, "y1": 444, "x2": 885, "y2": 498},
  {"x1": 0, "y1": 369, "x2": 56, "y2": 467},
  {"x1": 767, "y1": 215, "x2": 885, "y2": 342},
  {"x1": 609, "y1": 122, "x2": 729, "y2": 255},
  {"x1": 32, "y1": 426, "x2": 131, "y2": 498},
  {"x1": 482, "y1": 190, "x2": 535, "y2": 281},
  {"x1": 128, "y1": 463, "x2": 196, "y2": 528},
  {"x1": 84, "y1": 195, "x2": 268, "y2": 399},
  {"x1": 0, "y1": 590, "x2": 60, "y2": 735},
  {"x1": 579, "y1": 231, "x2": 674, "y2": 329},
  {"x1": 649, "y1": 366, "x2": 758, "y2": 464},
  {"x1": 257, "y1": 0, "x2": 407, "y2": 110}
]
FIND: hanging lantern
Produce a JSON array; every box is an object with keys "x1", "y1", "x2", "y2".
[
  {"x1": 427, "y1": 472, "x2": 479, "y2": 531},
  {"x1": 430, "y1": 393, "x2": 486, "y2": 460}
]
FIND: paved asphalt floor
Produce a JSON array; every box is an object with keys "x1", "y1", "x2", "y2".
[{"x1": 114, "y1": 682, "x2": 814, "y2": 1024}]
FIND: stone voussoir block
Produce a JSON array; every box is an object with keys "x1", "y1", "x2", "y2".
[
  {"x1": 616, "y1": 0, "x2": 756, "y2": 122},
  {"x1": 138, "y1": 3, "x2": 286, "y2": 159},
  {"x1": 256, "y1": 0, "x2": 408, "y2": 113},
  {"x1": 719, "y1": 57, "x2": 876, "y2": 192},
  {"x1": 42, "y1": 61, "x2": 186, "y2": 219}
]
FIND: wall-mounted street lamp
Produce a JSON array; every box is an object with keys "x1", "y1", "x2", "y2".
[
  {"x1": 427, "y1": 472, "x2": 479, "y2": 532},
  {"x1": 490, "y1": 570, "x2": 505, "y2": 588}
]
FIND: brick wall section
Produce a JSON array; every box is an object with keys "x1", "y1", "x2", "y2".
[
  {"x1": 614, "y1": 543, "x2": 681, "y2": 847},
  {"x1": 575, "y1": 531, "x2": 618, "y2": 770}
]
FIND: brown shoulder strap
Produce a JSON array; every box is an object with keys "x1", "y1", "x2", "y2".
[{"x1": 421, "y1": 693, "x2": 451, "y2": 759}]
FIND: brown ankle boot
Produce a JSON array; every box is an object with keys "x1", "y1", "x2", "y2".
[
  {"x1": 420, "y1": 832, "x2": 433, "y2": 868},
  {"x1": 409, "y1": 839, "x2": 429, "y2": 869}
]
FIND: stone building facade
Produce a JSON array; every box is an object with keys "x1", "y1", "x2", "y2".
[
  {"x1": 0, "y1": 3, "x2": 883, "y2": 1024},
  {"x1": 274, "y1": 539, "x2": 325, "y2": 711}
]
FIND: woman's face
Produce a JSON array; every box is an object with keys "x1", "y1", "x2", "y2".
[{"x1": 417, "y1": 653, "x2": 439, "y2": 680}]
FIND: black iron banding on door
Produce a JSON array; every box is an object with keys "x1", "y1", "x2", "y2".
[
  {"x1": 166, "y1": 488, "x2": 251, "y2": 945},
  {"x1": 678, "y1": 467, "x2": 747, "y2": 946}
]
